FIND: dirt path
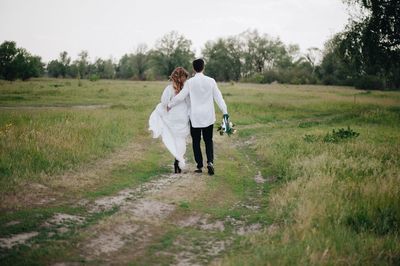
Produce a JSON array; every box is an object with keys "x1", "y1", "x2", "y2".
[
  {"x1": 1, "y1": 136, "x2": 268, "y2": 265},
  {"x1": 79, "y1": 168, "x2": 208, "y2": 264},
  {"x1": 41, "y1": 164, "x2": 266, "y2": 265},
  {"x1": 1, "y1": 168, "x2": 267, "y2": 265}
]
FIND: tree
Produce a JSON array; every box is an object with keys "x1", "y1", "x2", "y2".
[
  {"x1": 115, "y1": 45, "x2": 149, "y2": 80},
  {"x1": 20, "y1": 54, "x2": 43, "y2": 80},
  {"x1": 47, "y1": 51, "x2": 71, "y2": 78},
  {"x1": 132, "y1": 44, "x2": 148, "y2": 80},
  {"x1": 344, "y1": 0, "x2": 400, "y2": 50},
  {"x1": 149, "y1": 31, "x2": 194, "y2": 78},
  {"x1": 240, "y1": 30, "x2": 271, "y2": 75},
  {"x1": 116, "y1": 54, "x2": 135, "y2": 79},
  {"x1": 0, "y1": 41, "x2": 44, "y2": 81},
  {"x1": 67, "y1": 63, "x2": 79, "y2": 78},
  {"x1": 318, "y1": 34, "x2": 354, "y2": 85},
  {"x1": 59, "y1": 51, "x2": 71, "y2": 78},
  {"x1": 202, "y1": 37, "x2": 242, "y2": 81},
  {"x1": 277, "y1": 43, "x2": 300, "y2": 69},
  {"x1": 339, "y1": 0, "x2": 400, "y2": 88},
  {"x1": 76, "y1": 50, "x2": 89, "y2": 78},
  {"x1": 239, "y1": 30, "x2": 295, "y2": 77},
  {"x1": 47, "y1": 60, "x2": 62, "y2": 78},
  {"x1": 93, "y1": 58, "x2": 115, "y2": 79},
  {"x1": 305, "y1": 47, "x2": 322, "y2": 74},
  {"x1": 0, "y1": 41, "x2": 18, "y2": 80}
]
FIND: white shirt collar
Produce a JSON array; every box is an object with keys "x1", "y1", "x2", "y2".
[{"x1": 195, "y1": 72, "x2": 204, "y2": 76}]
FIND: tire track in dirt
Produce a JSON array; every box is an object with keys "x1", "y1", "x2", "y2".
[{"x1": 77, "y1": 167, "x2": 208, "y2": 264}]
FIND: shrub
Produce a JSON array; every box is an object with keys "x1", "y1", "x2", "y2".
[
  {"x1": 322, "y1": 74, "x2": 339, "y2": 85},
  {"x1": 240, "y1": 73, "x2": 264, "y2": 83},
  {"x1": 262, "y1": 70, "x2": 280, "y2": 84},
  {"x1": 89, "y1": 74, "x2": 99, "y2": 82},
  {"x1": 355, "y1": 75, "x2": 384, "y2": 90},
  {"x1": 323, "y1": 126, "x2": 360, "y2": 143}
]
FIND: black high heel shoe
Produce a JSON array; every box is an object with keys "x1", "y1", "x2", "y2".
[{"x1": 174, "y1": 159, "x2": 182, "y2": 173}]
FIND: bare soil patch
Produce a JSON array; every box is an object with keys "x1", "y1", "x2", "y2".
[
  {"x1": 78, "y1": 169, "x2": 207, "y2": 263},
  {"x1": 0, "y1": 232, "x2": 39, "y2": 249}
]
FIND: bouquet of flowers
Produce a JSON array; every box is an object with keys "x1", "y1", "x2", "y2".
[{"x1": 217, "y1": 114, "x2": 236, "y2": 136}]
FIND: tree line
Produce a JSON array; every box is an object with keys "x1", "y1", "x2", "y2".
[
  {"x1": 0, "y1": 0, "x2": 398, "y2": 89},
  {"x1": 320, "y1": 0, "x2": 399, "y2": 89}
]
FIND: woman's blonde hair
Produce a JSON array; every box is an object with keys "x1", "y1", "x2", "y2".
[{"x1": 169, "y1": 67, "x2": 189, "y2": 93}]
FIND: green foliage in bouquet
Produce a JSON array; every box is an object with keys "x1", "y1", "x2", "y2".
[{"x1": 217, "y1": 115, "x2": 237, "y2": 136}]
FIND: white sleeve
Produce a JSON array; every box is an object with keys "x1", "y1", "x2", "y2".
[
  {"x1": 185, "y1": 95, "x2": 191, "y2": 115},
  {"x1": 212, "y1": 80, "x2": 228, "y2": 114},
  {"x1": 161, "y1": 86, "x2": 171, "y2": 107},
  {"x1": 168, "y1": 82, "x2": 190, "y2": 108}
]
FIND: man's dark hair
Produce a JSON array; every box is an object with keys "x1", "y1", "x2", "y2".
[{"x1": 193, "y1": 58, "x2": 205, "y2": 72}]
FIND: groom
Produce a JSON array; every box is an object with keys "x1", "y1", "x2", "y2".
[{"x1": 167, "y1": 58, "x2": 229, "y2": 175}]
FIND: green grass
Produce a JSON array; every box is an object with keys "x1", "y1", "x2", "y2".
[
  {"x1": 0, "y1": 109, "x2": 141, "y2": 189},
  {"x1": 0, "y1": 79, "x2": 170, "y2": 194},
  {"x1": 84, "y1": 149, "x2": 171, "y2": 199},
  {"x1": 1, "y1": 79, "x2": 399, "y2": 265},
  {"x1": 218, "y1": 84, "x2": 400, "y2": 265}
]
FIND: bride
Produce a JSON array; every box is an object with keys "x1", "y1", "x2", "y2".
[{"x1": 148, "y1": 67, "x2": 190, "y2": 173}]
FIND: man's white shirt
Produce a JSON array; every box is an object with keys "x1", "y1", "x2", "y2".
[{"x1": 168, "y1": 72, "x2": 227, "y2": 128}]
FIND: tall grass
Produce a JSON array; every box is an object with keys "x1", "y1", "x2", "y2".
[
  {"x1": 0, "y1": 79, "x2": 168, "y2": 194},
  {"x1": 220, "y1": 83, "x2": 400, "y2": 264},
  {"x1": 0, "y1": 109, "x2": 142, "y2": 190}
]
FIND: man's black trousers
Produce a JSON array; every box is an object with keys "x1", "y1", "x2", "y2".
[{"x1": 190, "y1": 122, "x2": 213, "y2": 169}]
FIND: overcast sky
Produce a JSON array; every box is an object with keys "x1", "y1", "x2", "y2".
[{"x1": 0, "y1": 0, "x2": 350, "y2": 63}]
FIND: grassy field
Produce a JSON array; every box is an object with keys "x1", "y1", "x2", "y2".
[{"x1": 0, "y1": 78, "x2": 399, "y2": 265}]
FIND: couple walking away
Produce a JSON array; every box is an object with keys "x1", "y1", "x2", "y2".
[{"x1": 149, "y1": 59, "x2": 229, "y2": 175}]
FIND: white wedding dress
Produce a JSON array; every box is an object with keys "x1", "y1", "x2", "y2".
[{"x1": 148, "y1": 84, "x2": 190, "y2": 169}]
